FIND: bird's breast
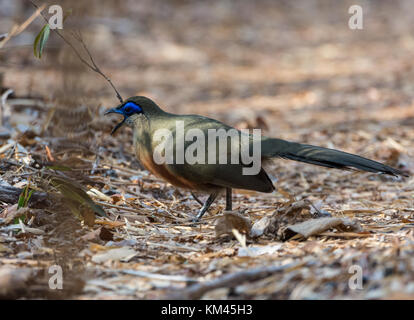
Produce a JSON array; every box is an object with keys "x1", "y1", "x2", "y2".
[{"x1": 135, "y1": 139, "x2": 202, "y2": 190}]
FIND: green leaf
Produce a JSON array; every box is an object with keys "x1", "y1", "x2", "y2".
[
  {"x1": 17, "y1": 185, "x2": 32, "y2": 209},
  {"x1": 33, "y1": 24, "x2": 50, "y2": 59},
  {"x1": 17, "y1": 192, "x2": 25, "y2": 209},
  {"x1": 24, "y1": 190, "x2": 34, "y2": 207}
]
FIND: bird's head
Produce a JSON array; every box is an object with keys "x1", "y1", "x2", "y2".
[{"x1": 105, "y1": 96, "x2": 161, "y2": 135}]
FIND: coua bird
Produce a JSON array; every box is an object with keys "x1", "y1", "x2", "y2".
[{"x1": 105, "y1": 96, "x2": 406, "y2": 221}]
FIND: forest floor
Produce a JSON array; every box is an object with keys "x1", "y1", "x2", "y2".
[{"x1": 0, "y1": 0, "x2": 413, "y2": 299}]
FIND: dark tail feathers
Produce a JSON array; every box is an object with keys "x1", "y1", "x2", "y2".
[{"x1": 261, "y1": 138, "x2": 407, "y2": 177}]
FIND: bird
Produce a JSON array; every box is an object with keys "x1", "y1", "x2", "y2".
[{"x1": 105, "y1": 96, "x2": 406, "y2": 222}]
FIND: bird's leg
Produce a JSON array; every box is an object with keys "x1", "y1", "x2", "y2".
[
  {"x1": 191, "y1": 192, "x2": 204, "y2": 207},
  {"x1": 225, "y1": 187, "x2": 232, "y2": 211},
  {"x1": 193, "y1": 191, "x2": 219, "y2": 222}
]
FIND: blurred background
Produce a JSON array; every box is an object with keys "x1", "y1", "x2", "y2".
[
  {"x1": 1, "y1": 0, "x2": 414, "y2": 152},
  {"x1": 1, "y1": 0, "x2": 414, "y2": 186}
]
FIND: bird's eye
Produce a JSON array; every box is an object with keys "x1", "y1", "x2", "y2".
[{"x1": 124, "y1": 106, "x2": 132, "y2": 113}]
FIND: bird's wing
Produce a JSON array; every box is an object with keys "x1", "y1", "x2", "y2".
[{"x1": 155, "y1": 115, "x2": 274, "y2": 192}]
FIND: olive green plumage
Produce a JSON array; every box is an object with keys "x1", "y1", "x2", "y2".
[{"x1": 107, "y1": 96, "x2": 406, "y2": 221}]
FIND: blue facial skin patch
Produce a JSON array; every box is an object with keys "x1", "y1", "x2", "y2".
[
  {"x1": 122, "y1": 102, "x2": 142, "y2": 116},
  {"x1": 105, "y1": 101, "x2": 143, "y2": 135}
]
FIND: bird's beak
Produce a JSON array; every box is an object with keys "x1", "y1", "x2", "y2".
[
  {"x1": 104, "y1": 107, "x2": 123, "y2": 116},
  {"x1": 105, "y1": 107, "x2": 126, "y2": 135}
]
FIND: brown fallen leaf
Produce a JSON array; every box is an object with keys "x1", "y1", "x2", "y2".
[
  {"x1": 238, "y1": 243, "x2": 283, "y2": 257},
  {"x1": 81, "y1": 228, "x2": 101, "y2": 242},
  {"x1": 111, "y1": 194, "x2": 125, "y2": 205},
  {"x1": 1, "y1": 205, "x2": 29, "y2": 225},
  {"x1": 250, "y1": 216, "x2": 271, "y2": 238},
  {"x1": 215, "y1": 212, "x2": 251, "y2": 238},
  {"x1": 258, "y1": 200, "x2": 314, "y2": 238},
  {"x1": 277, "y1": 188, "x2": 296, "y2": 203},
  {"x1": 81, "y1": 226, "x2": 113, "y2": 242},
  {"x1": 81, "y1": 207, "x2": 96, "y2": 227},
  {"x1": 89, "y1": 243, "x2": 117, "y2": 252},
  {"x1": 318, "y1": 231, "x2": 371, "y2": 238},
  {"x1": 95, "y1": 219, "x2": 125, "y2": 228},
  {"x1": 0, "y1": 243, "x2": 12, "y2": 253},
  {"x1": 99, "y1": 226, "x2": 114, "y2": 241},
  {"x1": 0, "y1": 204, "x2": 17, "y2": 219},
  {"x1": 281, "y1": 217, "x2": 362, "y2": 241}
]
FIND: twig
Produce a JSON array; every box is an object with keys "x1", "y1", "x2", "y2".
[
  {"x1": 165, "y1": 261, "x2": 303, "y2": 299},
  {"x1": 96, "y1": 268, "x2": 198, "y2": 283},
  {"x1": 146, "y1": 241, "x2": 202, "y2": 252},
  {"x1": 28, "y1": 0, "x2": 124, "y2": 103},
  {"x1": 191, "y1": 192, "x2": 204, "y2": 207},
  {"x1": 71, "y1": 31, "x2": 123, "y2": 103},
  {"x1": 7, "y1": 98, "x2": 49, "y2": 110},
  {"x1": 0, "y1": 3, "x2": 46, "y2": 49},
  {"x1": 121, "y1": 269, "x2": 197, "y2": 283}
]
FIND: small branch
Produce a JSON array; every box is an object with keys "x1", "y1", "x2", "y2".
[
  {"x1": 165, "y1": 261, "x2": 303, "y2": 299},
  {"x1": 191, "y1": 192, "x2": 204, "y2": 207},
  {"x1": 28, "y1": 0, "x2": 123, "y2": 103},
  {"x1": 121, "y1": 269, "x2": 197, "y2": 283},
  {"x1": 71, "y1": 31, "x2": 123, "y2": 103},
  {"x1": 0, "y1": 3, "x2": 46, "y2": 49}
]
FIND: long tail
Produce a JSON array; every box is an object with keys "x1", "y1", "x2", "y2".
[{"x1": 261, "y1": 138, "x2": 407, "y2": 177}]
